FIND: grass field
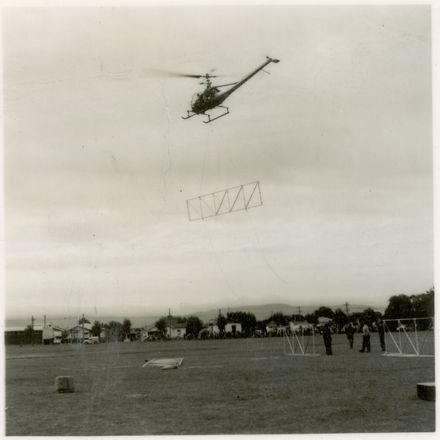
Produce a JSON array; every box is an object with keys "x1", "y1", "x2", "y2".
[{"x1": 5, "y1": 333, "x2": 435, "y2": 435}]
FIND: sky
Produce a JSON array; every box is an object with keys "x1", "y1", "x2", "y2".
[{"x1": 2, "y1": 5, "x2": 435, "y2": 320}]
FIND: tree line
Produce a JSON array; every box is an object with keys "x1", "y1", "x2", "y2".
[
  {"x1": 16, "y1": 287, "x2": 432, "y2": 344},
  {"x1": 150, "y1": 287, "x2": 434, "y2": 339}
]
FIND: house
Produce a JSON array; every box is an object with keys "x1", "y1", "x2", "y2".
[
  {"x1": 317, "y1": 316, "x2": 332, "y2": 324},
  {"x1": 68, "y1": 323, "x2": 93, "y2": 343},
  {"x1": 141, "y1": 326, "x2": 162, "y2": 341},
  {"x1": 42, "y1": 323, "x2": 63, "y2": 344},
  {"x1": 225, "y1": 322, "x2": 242, "y2": 335},
  {"x1": 166, "y1": 322, "x2": 186, "y2": 339},
  {"x1": 129, "y1": 327, "x2": 142, "y2": 341},
  {"x1": 289, "y1": 321, "x2": 314, "y2": 335},
  {"x1": 205, "y1": 323, "x2": 220, "y2": 337},
  {"x1": 265, "y1": 321, "x2": 278, "y2": 335}
]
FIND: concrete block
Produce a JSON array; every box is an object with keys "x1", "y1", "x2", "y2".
[
  {"x1": 417, "y1": 382, "x2": 435, "y2": 401},
  {"x1": 55, "y1": 376, "x2": 75, "y2": 393}
]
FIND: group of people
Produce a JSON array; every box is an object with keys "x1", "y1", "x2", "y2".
[{"x1": 321, "y1": 320, "x2": 386, "y2": 356}]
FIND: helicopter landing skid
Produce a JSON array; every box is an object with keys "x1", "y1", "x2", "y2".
[
  {"x1": 203, "y1": 106, "x2": 229, "y2": 124},
  {"x1": 181, "y1": 111, "x2": 198, "y2": 120}
]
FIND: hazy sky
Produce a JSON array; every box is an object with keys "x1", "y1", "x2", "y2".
[{"x1": 3, "y1": 5, "x2": 434, "y2": 319}]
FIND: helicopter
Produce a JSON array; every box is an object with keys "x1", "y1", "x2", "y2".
[{"x1": 179, "y1": 56, "x2": 280, "y2": 123}]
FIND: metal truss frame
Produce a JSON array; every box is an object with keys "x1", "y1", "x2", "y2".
[{"x1": 187, "y1": 181, "x2": 263, "y2": 221}]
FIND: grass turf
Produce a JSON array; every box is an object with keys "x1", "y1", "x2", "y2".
[{"x1": 5, "y1": 333, "x2": 435, "y2": 435}]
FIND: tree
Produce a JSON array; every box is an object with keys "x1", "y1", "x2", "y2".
[
  {"x1": 314, "y1": 306, "x2": 335, "y2": 319},
  {"x1": 384, "y1": 295, "x2": 414, "y2": 320},
  {"x1": 155, "y1": 317, "x2": 168, "y2": 336},
  {"x1": 186, "y1": 316, "x2": 203, "y2": 339},
  {"x1": 122, "y1": 319, "x2": 132, "y2": 340},
  {"x1": 362, "y1": 308, "x2": 381, "y2": 325},
  {"x1": 268, "y1": 312, "x2": 289, "y2": 326},
  {"x1": 226, "y1": 311, "x2": 257, "y2": 337},
  {"x1": 91, "y1": 321, "x2": 102, "y2": 338},
  {"x1": 61, "y1": 329, "x2": 69, "y2": 343},
  {"x1": 333, "y1": 309, "x2": 348, "y2": 332},
  {"x1": 305, "y1": 313, "x2": 318, "y2": 325},
  {"x1": 291, "y1": 314, "x2": 305, "y2": 322},
  {"x1": 78, "y1": 316, "x2": 91, "y2": 325},
  {"x1": 384, "y1": 289, "x2": 434, "y2": 330},
  {"x1": 217, "y1": 313, "x2": 227, "y2": 336},
  {"x1": 23, "y1": 325, "x2": 34, "y2": 344},
  {"x1": 411, "y1": 288, "x2": 434, "y2": 318},
  {"x1": 105, "y1": 321, "x2": 123, "y2": 342}
]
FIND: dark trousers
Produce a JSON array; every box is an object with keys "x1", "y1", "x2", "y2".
[
  {"x1": 379, "y1": 334, "x2": 385, "y2": 351},
  {"x1": 360, "y1": 335, "x2": 370, "y2": 352},
  {"x1": 347, "y1": 335, "x2": 354, "y2": 349},
  {"x1": 324, "y1": 338, "x2": 332, "y2": 355}
]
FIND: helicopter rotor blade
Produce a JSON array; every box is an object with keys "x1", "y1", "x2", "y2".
[
  {"x1": 146, "y1": 69, "x2": 221, "y2": 79},
  {"x1": 145, "y1": 68, "x2": 232, "y2": 79}
]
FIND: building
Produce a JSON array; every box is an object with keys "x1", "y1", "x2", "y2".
[
  {"x1": 141, "y1": 326, "x2": 162, "y2": 341},
  {"x1": 42, "y1": 323, "x2": 63, "y2": 344},
  {"x1": 166, "y1": 322, "x2": 187, "y2": 339},
  {"x1": 265, "y1": 321, "x2": 278, "y2": 335},
  {"x1": 5, "y1": 324, "x2": 44, "y2": 345},
  {"x1": 67, "y1": 323, "x2": 93, "y2": 343},
  {"x1": 225, "y1": 322, "x2": 242, "y2": 335},
  {"x1": 204, "y1": 323, "x2": 220, "y2": 337},
  {"x1": 289, "y1": 321, "x2": 314, "y2": 335}
]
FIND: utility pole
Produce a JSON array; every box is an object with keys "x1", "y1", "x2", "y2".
[
  {"x1": 31, "y1": 315, "x2": 34, "y2": 346},
  {"x1": 168, "y1": 308, "x2": 171, "y2": 340},
  {"x1": 82, "y1": 314, "x2": 85, "y2": 344}
]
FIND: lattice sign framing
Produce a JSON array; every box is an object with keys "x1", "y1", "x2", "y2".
[
  {"x1": 187, "y1": 181, "x2": 263, "y2": 221},
  {"x1": 382, "y1": 317, "x2": 434, "y2": 358}
]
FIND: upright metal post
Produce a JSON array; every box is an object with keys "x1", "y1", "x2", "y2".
[{"x1": 414, "y1": 318, "x2": 420, "y2": 355}]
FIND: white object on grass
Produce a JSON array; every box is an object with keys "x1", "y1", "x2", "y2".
[{"x1": 142, "y1": 358, "x2": 184, "y2": 370}]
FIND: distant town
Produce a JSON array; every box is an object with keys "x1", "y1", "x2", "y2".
[{"x1": 5, "y1": 288, "x2": 433, "y2": 345}]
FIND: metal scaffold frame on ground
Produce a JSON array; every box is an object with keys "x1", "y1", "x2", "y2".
[
  {"x1": 283, "y1": 327, "x2": 320, "y2": 357},
  {"x1": 382, "y1": 317, "x2": 434, "y2": 358}
]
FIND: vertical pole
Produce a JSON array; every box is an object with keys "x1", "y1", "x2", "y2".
[
  {"x1": 312, "y1": 325, "x2": 316, "y2": 355},
  {"x1": 257, "y1": 181, "x2": 263, "y2": 205},
  {"x1": 414, "y1": 318, "x2": 419, "y2": 355},
  {"x1": 31, "y1": 315, "x2": 34, "y2": 346},
  {"x1": 398, "y1": 320, "x2": 402, "y2": 353},
  {"x1": 82, "y1": 314, "x2": 85, "y2": 344},
  {"x1": 43, "y1": 315, "x2": 46, "y2": 344},
  {"x1": 283, "y1": 328, "x2": 286, "y2": 354}
]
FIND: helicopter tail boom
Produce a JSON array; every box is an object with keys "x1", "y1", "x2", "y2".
[{"x1": 218, "y1": 56, "x2": 280, "y2": 100}]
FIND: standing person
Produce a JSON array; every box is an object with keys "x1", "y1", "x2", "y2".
[
  {"x1": 322, "y1": 323, "x2": 332, "y2": 355},
  {"x1": 345, "y1": 321, "x2": 356, "y2": 349},
  {"x1": 359, "y1": 321, "x2": 371, "y2": 353},
  {"x1": 376, "y1": 319, "x2": 386, "y2": 352}
]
